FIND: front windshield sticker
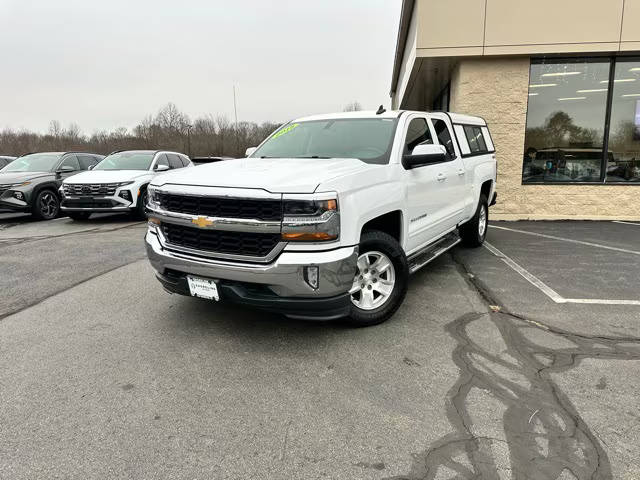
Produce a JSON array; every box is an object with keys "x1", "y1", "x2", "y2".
[{"x1": 271, "y1": 123, "x2": 299, "y2": 140}]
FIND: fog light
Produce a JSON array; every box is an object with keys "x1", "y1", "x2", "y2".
[
  {"x1": 304, "y1": 266, "x2": 319, "y2": 290},
  {"x1": 119, "y1": 190, "x2": 132, "y2": 202},
  {"x1": 13, "y1": 191, "x2": 24, "y2": 201}
]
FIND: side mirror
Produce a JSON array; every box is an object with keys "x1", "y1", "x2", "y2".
[
  {"x1": 402, "y1": 144, "x2": 448, "y2": 170},
  {"x1": 154, "y1": 164, "x2": 170, "y2": 172},
  {"x1": 245, "y1": 147, "x2": 257, "y2": 157},
  {"x1": 57, "y1": 165, "x2": 75, "y2": 173}
]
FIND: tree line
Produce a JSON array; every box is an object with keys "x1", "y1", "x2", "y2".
[{"x1": 0, "y1": 103, "x2": 282, "y2": 158}]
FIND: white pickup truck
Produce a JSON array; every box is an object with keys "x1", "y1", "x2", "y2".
[{"x1": 145, "y1": 110, "x2": 497, "y2": 326}]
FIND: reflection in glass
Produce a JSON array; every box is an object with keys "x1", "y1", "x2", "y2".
[
  {"x1": 606, "y1": 60, "x2": 640, "y2": 182},
  {"x1": 523, "y1": 60, "x2": 609, "y2": 183}
]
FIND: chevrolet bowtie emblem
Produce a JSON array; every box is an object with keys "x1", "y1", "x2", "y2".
[{"x1": 192, "y1": 216, "x2": 213, "y2": 228}]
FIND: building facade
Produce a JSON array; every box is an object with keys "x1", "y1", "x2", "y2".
[{"x1": 391, "y1": 0, "x2": 640, "y2": 220}]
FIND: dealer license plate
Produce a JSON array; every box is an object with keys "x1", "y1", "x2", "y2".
[{"x1": 187, "y1": 276, "x2": 219, "y2": 301}]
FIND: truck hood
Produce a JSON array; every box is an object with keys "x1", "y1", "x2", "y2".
[
  {"x1": 0, "y1": 172, "x2": 52, "y2": 184},
  {"x1": 151, "y1": 157, "x2": 374, "y2": 193},
  {"x1": 64, "y1": 170, "x2": 151, "y2": 184}
]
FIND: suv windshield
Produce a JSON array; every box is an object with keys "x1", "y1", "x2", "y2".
[
  {"x1": 1, "y1": 153, "x2": 61, "y2": 172},
  {"x1": 94, "y1": 151, "x2": 155, "y2": 171},
  {"x1": 251, "y1": 118, "x2": 398, "y2": 164}
]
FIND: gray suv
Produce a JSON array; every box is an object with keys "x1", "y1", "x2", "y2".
[{"x1": 0, "y1": 152, "x2": 104, "y2": 220}]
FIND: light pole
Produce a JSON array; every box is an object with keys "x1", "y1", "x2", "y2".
[{"x1": 186, "y1": 124, "x2": 193, "y2": 158}]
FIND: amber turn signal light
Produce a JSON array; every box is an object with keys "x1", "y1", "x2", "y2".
[{"x1": 281, "y1": 232, "x2": 337, "y2": 241}]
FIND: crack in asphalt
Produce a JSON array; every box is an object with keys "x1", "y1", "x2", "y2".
[
  {"x1": 0, "y1": 222, "x2": 145, "y2": 249},
  {"x1": 387, "y1": 253, "x2": 640, "y2": 480}
]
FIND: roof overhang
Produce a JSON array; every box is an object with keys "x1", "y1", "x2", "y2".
[{"x1": 390, "y1": 0, "x2": 415, "y2": 96}]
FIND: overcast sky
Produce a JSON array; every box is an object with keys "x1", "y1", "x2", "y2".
[{"x1": 0, "y1": 0, "x2": 401, "y2": 134}]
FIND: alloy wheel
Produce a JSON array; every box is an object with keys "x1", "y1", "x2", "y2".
[
  {"x1": 350, "y1": 251, "x2": 396, "y2": 310},
  {"x1": 478, "y1": 204, "x2": 487, "y2": 238},
  {"x1": 40, "y1": 192, "x2": 59, "y2": 219}
]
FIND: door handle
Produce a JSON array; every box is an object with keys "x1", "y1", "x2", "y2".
[
  {"x1": 437, "y1": 173, "x2": 447, "y2": 182},
  {"x1": 457, "y1": 169, "x2": 465, "y2": 176}
]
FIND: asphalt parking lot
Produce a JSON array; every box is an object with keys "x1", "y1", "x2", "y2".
[{"x1": 0, "y1": 214, "x2": 638, "y2": 479}]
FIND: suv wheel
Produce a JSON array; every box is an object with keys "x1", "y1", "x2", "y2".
[
  {"x1": 459, "y1": 194, "x2": 488, "y2": 247},
  {"x1": 32, "y1": 189, "x2": 60, "y2": 220},
  {"x1": 347, "y1": 230, "x2": 408, "y2": 327},
  {"x1": 134, "y1": 188, "x2": 148, "y2": 220}
]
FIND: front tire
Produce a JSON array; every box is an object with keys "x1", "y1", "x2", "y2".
[
  {"x1": 134, "y1": 187, "x2": 148, "y2": 220},
  {"x1": 31, "y1": 189, "x2": 60, "y2": 220},
  {"x1": 347, "y1": 230, "x2": 409, "y2": 327},
  {"x1": 459, "y1": 194, "x2": 488, "y2": 247}
]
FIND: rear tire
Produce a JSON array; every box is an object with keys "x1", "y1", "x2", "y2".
[
  {"x1": 459, "y1": 194, "x2": 488, "y2": 248},
  {"x1": 68, "y1": 212, "x2": 91, "y2": 221},
  {"x1": 31, "y1": 189, "x2": 60, "y2": 220},
  {"x1": 346, "y1": 230, "x2": 409, "y2": 327}
]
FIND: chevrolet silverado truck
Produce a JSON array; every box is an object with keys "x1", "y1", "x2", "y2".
[{"x1": 145, "y1": 110, "x2": 497, "y2": 326}]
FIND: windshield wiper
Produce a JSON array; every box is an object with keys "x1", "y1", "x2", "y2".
[{"x1": 292, "y1": 156, "x2": 331, "y2": 159}]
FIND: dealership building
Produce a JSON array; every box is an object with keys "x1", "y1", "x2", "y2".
[{"x1": 391, "y1": 0, "x2": 640, "y2": 220}]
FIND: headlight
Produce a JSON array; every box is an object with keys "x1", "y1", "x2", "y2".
[
  {"x1": 10, "y1": 181, "x2": 31, "y2": 187},
  {"x1": 116, "y1": 181, "x2": 134, "y2": 187},
  {"x1": 281, "y1": 195, "x2": 339, "y2": 242}
]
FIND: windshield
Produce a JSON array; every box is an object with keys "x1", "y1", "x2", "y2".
[
  {"x1": 94, "y1": 151, "x2": 155, "y2": 171},
  {"x1": 1, "y1": 153, "x2": 61, "y2": 172},
  {"x1": 251, "y1": 118, "x2": 398, "y2": 164}
]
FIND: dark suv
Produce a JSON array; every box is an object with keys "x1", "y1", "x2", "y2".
[{"x1": 0, "y1": 152, "x2": 104, "y2": 220}]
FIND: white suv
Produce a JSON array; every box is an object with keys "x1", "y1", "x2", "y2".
[{"x1": 61, "y1": 150, "x2": 192, "y2": 220}]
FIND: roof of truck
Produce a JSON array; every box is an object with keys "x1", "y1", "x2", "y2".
[{"x1": 292, "y1": 110, "x2": 487, "y2": 126}]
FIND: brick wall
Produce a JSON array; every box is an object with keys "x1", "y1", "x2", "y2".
[{"x1": 449, "y1": 56, "x2": 640, "y2": 220}]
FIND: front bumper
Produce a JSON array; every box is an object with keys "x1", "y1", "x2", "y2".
[
  {"x1": 145, "y1": 229, "x2": 358, "y2": 319},
  {"x1": 61, "y1": 197, "x2": 133, "y2": 212}
]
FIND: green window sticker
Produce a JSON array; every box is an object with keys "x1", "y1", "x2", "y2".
[{"x1": 272, "y1": 123, "x2": 299, "y2": 140}]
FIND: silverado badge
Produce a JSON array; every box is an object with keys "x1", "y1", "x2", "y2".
[{"x1": 192, "y1": 216, "x2": 213, "y2": 228}]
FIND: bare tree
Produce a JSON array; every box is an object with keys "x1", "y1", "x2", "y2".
[{"x1": 343, "y1": 101, "x2": 362, "y2": 112}]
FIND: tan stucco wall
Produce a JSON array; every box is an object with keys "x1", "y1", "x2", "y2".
[
  {"x1": 413, "y1": 0, "x2": 639, "y2": 56},
  {"x1": 449, "y1": 57, "x2": 640, "y2": 221}
]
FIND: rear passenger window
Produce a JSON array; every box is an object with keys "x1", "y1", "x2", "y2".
[
  {"x1": 463, "y1": 126, "x2": 488, "y2": 154},
  {"x1": 78, "y1": 155, "x2": 99, "y2": 170},
  {"x1": 167, "y1": 154, "x2": 183, "y2": 169},
  {"x1": 432, "y1": 119, "x2": 455, "y2": 158},
  {"x1": 404, "y1": 118, "x2": 433, "y2": 154},
  {"x1": 180, "y1": 156, "x2": 191, "y2": 167}
]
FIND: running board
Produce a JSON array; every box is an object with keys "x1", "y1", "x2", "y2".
[{"x1": 407, "y1": 232, "x2": 461, "y2": 274}]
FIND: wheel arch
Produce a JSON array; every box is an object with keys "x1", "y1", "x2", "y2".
[{"x1": 360, "y1": 210, "x2": 403, "y2": 244}]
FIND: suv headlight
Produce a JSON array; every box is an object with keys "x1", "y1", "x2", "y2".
[
  {"x1": 115, "y1": 181, "x2": 134, "y2": 187},
  {"x1": 281, "y1": 194, "x2": 339, "y2": 242}
]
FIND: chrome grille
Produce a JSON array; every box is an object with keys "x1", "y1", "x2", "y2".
[
  {"x1": 64, "y1": 183, "x2": 118, "y2": 197},
  {"x1": 161, "y1": 223, "x2": 281, "y2": 258},
  {"x1": 156, "y1": 192, "x2": 282, "y2": 221}
]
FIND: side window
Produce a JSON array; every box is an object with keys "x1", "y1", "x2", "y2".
[
  {"x1": 404, "y1": 118, "x2": 433, "y2": 154},
  {"x1": 59, "y1": 154, "x2": 80, "y2": 171},
  {"x1": 432, "y1": 119, "x2": 455, "y2": 158},
  {"x1": 78, "y1": 155, "x2": 98, "y2": 170},
  {"x1": 154, "y1": 154, "x2": 169, "y2": 169},
  {"x1": 167, "y1": 153, "x2": 183, "y2": 169},
  {"x1": 464, "y1": 126, "x2": 488, "y2": 154},
  {"x1": 180, "y1": 155, "x2": 191, "y2": 167}
]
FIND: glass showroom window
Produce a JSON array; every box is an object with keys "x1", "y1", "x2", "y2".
[
  {"x1": 606, "y1": 59, "x2": 640, "y2": 182},
  {"x1": 523, "y1": 59, "x2": 610, "y2": 183}
]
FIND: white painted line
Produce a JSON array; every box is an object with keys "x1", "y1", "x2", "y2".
[
  {"x1": 483, "y1": 242, "x2": 640, "y2": 306},
  {"x1": 489, "y1": 225, "x2": 640, "y2": 256},
  {"x1": 484, "y1": 242, "x2": 565, "y2": 303},
  {"x1": 613, "y1": 220, "x2": 640, "y2": 226}
]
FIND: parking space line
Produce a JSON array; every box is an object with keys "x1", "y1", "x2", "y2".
[
  {"x1": 613, "y1": 220, "x2": 640, "y2": 226},
  {"x1": 489, "y1": 225, "x2": 640, "y2": 256},
  {"x1": 483, "y1": 242, "x2": 640, "y2": 306}
]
